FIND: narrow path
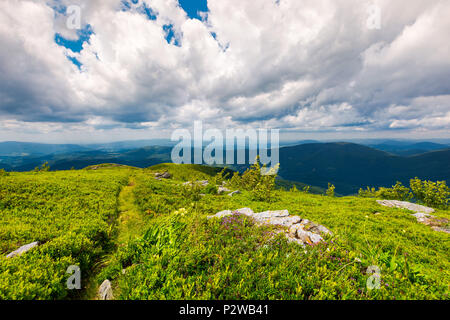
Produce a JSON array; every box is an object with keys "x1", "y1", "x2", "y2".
[
  {"x1": 83, "y1": 175, "x2": 146, "y2": 299},
  {"x1": 116, "y1": 177, "x2": 146, "y2": 244}
]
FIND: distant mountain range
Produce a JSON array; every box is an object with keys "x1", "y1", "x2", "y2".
[
  {"x1": 277, "y1": 143, "x2": 450, "y2": 194},
  {"x1": 367, "y1": 141, "x2": 449, "y2": 156},
  {"x1": 1, "y1": 140, "x2": 449, "y2": 195}
]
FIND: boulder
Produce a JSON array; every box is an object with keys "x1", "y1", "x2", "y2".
[
  {"x1": 431, "y1": 226, "x2": 450, "y2": 234},
  {"x1": 209, "y1": 208, "x2": 331, "y2": 247},
  {"x1": 409, "y1": 212, "x2": 449, "y2": 232},
  {"x1": 217, "y1": 186, "x2": 231, "y2": 194},
  {"x1": 183, "y1": 180, "x2": 209, "y2": 187},
  {"x1": 98, "y1": 279, "x2": 114, "y2": 300},
  {"x1": 6, "y1": 241, "x2": 39, "y2": 258},
  {"x1": 228, "y1": 190, "x2": 241, "y2": 197},
  {"x1": 251, "y1": 210, "x2": 290, "y2": 221},
  {"x1": 155, "y1": 172, "x2": 171, "y2": 179},
  {"x1": 295, "y1": 229, "x2": 323, "y2": 245},
  {"x1": 376, "y1": 200, "x2": 435, "y2": 214},
  {"x1": 207, "y1": 210, "x2": 232, "y2": 219},
  {"x1": 303, "y1": 222, "x2": 333, "y2": 236},
  {"x1": 261, "y1": 215, "x2": 302, "y2": 228},
  {"x1": 234, "y1": 208, "x2": 255, "y2": 216}
]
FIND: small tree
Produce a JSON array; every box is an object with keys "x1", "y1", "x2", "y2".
[
  {"x1": 410, "y1": 177, "x2": 449, "y2": 209},
  {"x1": 40, "y1": 162, "x2": 50, "y2": 172},
  {"x1": 326, "y1": 183, "x2": 335, "y2": 197}
]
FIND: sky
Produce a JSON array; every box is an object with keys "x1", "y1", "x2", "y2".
[{"x1": 0, "y1": 0, "x2": 449, "y2": 143}]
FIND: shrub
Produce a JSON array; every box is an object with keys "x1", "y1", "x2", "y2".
[
  {"x1": 204, "y1": 183, "x2": 218, "y2": 195},
  {"x1": 326, "y1": 183, "x2": 335, "y2": 197},
  {"x1": 410, "y1": 178, "x2": 449, "y2": 209},
  {"x1": 358, "y1": 181, "x2": 412, "y2": 201}
]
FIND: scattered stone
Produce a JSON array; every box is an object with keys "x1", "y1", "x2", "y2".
[
  {"x1": 378, "y1": 200, "x2": 449, "y2": 233},
  {"x1": 260, "y1": 216, "x2": 302, "y2": 227},
  {"x1": 305, "y1": 223, "x2": 333, "y2": 236},
  {"x1": 6, "y1": 241, "x2": 39, "y2": 258},
  {"x1": 228, "y1": 190, "x2": 241, "y2": 197},
  {"x1": 252, "y1": 210, "x2": 290, "y2": 220},
  {"x1": 208, "y1": 210, "x2": 233, "y2": 219},
  {"x1": 183, "y1": 180, "x2": 209, "y2": 187},
  {"x1": 208, "y1": 208, "x2": 331, "y2": 247},
  {"x1": 98, "y1": 279, "x2": 114, "y2": 300},
  {"x1": 217, "y1": 186, "x2": 231, "y2": 194},
  {"x1": 431, "y1": 226, "x2": 450, "y2": 234},
  {"x1": 234, "y1": 207, "x2": 255, "y2": 216},
  {"x1": 376, "y1": 200, "x2": 435, "y2": 214},
  {"x1": 155, "y1": 172, "x2": 171, "y2": 179},
  {"x1": 296, "y1": 229, "x2": 323, "y2": 245}
]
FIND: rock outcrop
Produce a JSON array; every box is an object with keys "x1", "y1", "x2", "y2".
[
  {"x1": 376, "y1": 200, "x2": 435, "y2": 214},
  {"x1": 183, "y1": 180, "x2": 209, "y2": 187},
  {"x1": 377, "y1": 200, "x2": 449, "y2": 233},
  {"x1": 208, "y1": 208, "x2": 332, "y2": 247},
  {"x1": 155, "y1": 172, "x2": 172, "y2": 179},
  {"x1": 217, "y1": 186, "x2": 231, "y2": 194},
  {"x1": 6, "y1": 241, "x2": 39, "y2": 258}
]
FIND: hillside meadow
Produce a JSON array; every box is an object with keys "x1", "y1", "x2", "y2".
[{"x1": 0, "y1": 164, "x2": 449, "y2": 300}]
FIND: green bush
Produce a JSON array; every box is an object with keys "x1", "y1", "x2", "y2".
[
  {"x1": 359, "y1": 182, "x2": 412, "y2": 201},
  {"x1": 235, "y1": 158, "x2": 279, "y2": 202},
  {"x1": 410, "y1": 178, "x2": 449, "y2": 209},
  {"x1": 326, "y1": 183, "x2": 336, "y2": 197}
]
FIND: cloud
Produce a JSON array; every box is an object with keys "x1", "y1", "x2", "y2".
[{"x1": 0, "y1": 0, "x2": 449, "y2": 142}]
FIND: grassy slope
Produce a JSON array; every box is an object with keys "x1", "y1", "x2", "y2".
[
  {"x1": 0, "y1": 168, "x2": 131, "y2": 299},
  {"x1": 1, "y1": 164, "x2": 449, "y2": 300},
  {"x1": 103, "y1": 164, "x2": 449, "y2": 300}
]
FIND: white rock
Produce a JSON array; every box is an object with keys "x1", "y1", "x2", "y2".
[
  {"x1": 207, "y1": 210, "x2": 232, "y2": 219},
  {"x1": 289, "y1": 224, "x2": 304, "y2": 236},
  {"x1": 296, "y1": 229, "x2": 323, "y2": 245},
  {"x1": 6, "y1": 241, "x2": 39, "y2": 258},
  {"x1": 251, "y1": 210, "x2": 290, "y2": 220},
  {"x1": 376, "y1": 200, "x2": 435, "y2": 214},
  {"x1": 305, "y1": 223, "x2": 333, "y2": 236},
  {"x1": 258, "y1": 215, "x2": 302, "y2": 227},
  {"x1": 228, "y1": 190, "x2": 241, "y2": 197},
  {"x1": 234, "y1": 208, "x2": 255, "y2": 216},
  {"x1": 98, "y1": 280, "x2": 114, "y2": 300},
  {"x1": 285, "y1": 236, "x2": 306, "y2": 248},
  {"x1": 217, "y1": 186, "x2": 231, "y2": 194},
  {"x1": 411, "y1": 212, "x2": 434, "y2": 219}
]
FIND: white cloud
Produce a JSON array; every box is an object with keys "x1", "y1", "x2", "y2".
[{"x1": 0, "y1": 0, "x2": 449, "y2": 142}]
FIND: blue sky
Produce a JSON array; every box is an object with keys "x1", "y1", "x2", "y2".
[
  {"x1": 0, "y1": 0, "x2": 449, "y2": 143},
  {"x1": 178, "y1": 0, "x2": 208, "y2": 20}
]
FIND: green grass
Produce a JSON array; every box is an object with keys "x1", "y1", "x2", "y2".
[
  {"x1": 0, "y1": 169, "x2": 131, "y2": 299},
  {"x1": 1, "y1": 163, "x2": 449, "y2": 300}
]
